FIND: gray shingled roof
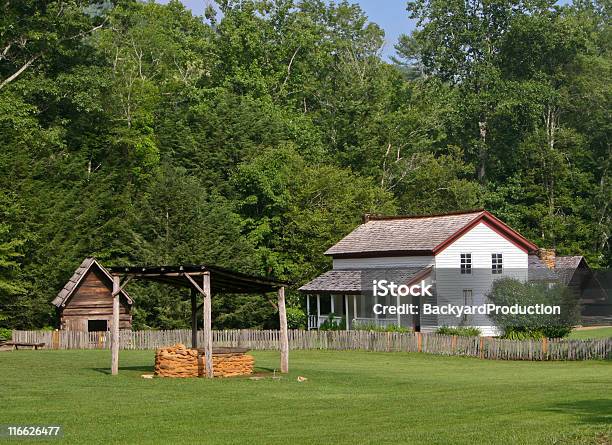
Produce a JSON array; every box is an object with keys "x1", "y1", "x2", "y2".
[
  {"x1": 528, "y1": 255, "x2": 587, "y2": 284},
  {"x1": 52, "y1": 258, "x2": 132, "y2": 307},
  {"x1": 325, "y1": 211, "x2": 484, "y2": 256},
  {"x1": 555, "y1": 256, "x2": 587, "y2": 285},
  {"x1": 555, "y1": 256, "x2": 584, "y2": 269},
  {"x1": 299, "y1": 267, "x2": 431, "y2": 294}
]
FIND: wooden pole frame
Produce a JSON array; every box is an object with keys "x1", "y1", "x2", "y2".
[
  {"x1": 202, "y1": 272, "x2": 213, "y2": 378},
  {"x1": 184, "y1": 272, "x2": 213, "y2": 377},
  {"x1": 190, "y1": 288, "x2": 198, "y2": 349},
  {"x1": 278, "y1": 286, "x2": 289, "y2": 373},
  {"x1": 111, "y1": 276, "x2": 120, "y2": 375},
  {"x1": 107, "y1": 268, "x2": 288, "y2": 377},
  {"x1": 109, "y1": 274, "x2": 133, "y2": 375}
]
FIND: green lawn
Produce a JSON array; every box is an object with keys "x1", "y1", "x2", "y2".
[
  {"x1": 1, "y1": 350, "x2": 611, "y2": 445},
  {"x1": 568, "y1": 327, "x2": 612, "y2": 340}
]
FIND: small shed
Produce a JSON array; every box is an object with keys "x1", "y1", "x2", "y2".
[{"x1": 52, "y1": 258, "x2": 132, "y2": 331}]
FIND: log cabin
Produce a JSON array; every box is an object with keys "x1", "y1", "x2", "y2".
[{"x1": 53, "y1": 258, "x2": 132, "y2": 331}]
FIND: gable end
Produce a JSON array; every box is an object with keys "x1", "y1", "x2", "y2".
[
  {"x1": 53, "y1": 258, "x2": 132, "y2": 308},
  {"x1": 432, "y1": 211, "x2": 538, "y2": 255}
]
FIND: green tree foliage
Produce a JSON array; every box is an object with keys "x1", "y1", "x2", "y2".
[
  {"x1": 0, "y1": 0, "x2": 609, "y2": 329},
  {"x1": 487, "y1": 278, "x2": 579, "y2": 338},
  {"x1": 400, "y1": 0, "x2": 610, "y2": 266}
]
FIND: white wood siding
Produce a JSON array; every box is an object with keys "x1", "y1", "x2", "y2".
[
  {"x1": 326, "y1": 222, "x2": 530, "y2": 336},
  {"x1": 432, "y1": 222, "x2": 528, "y2": 335},
  {"x1": 333, "y1": 256, "x2": 434, "y2": 270},
  {"x1": 434, "y1": 222, "x2": 528, "y2": 268}
]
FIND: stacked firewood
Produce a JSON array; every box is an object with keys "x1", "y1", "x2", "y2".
[
  {"x1": 212, "y1": 353, "x2": 255, "y2": 378},
  {"x1": 154, "y1": 343, "x2": 254, "y2": 378},
  {"x1": 155, "y1": 344, "x2": 200, "y2": 377}
]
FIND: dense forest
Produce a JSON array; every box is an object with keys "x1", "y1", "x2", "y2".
[{"x1": 0, "y1": 0, "x2": 609, "y2": 330}]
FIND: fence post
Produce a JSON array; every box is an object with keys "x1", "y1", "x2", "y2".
[
  {"x1": 417, "y1": 332, "x2": 422, "y2": 353},
  {"x1": 52, "y1": 330, "x2": 60, "y2": 349},
  {"x1": 479, "y1": 337, "x2": 485, "y2": 359},
  {"x1": 542, "y1": 337, "x2": 548, "y2": 360}
]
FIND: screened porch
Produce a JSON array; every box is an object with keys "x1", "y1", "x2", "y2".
[{"x1": 305, "y1": 293, "x2": 418, "y2": 330}]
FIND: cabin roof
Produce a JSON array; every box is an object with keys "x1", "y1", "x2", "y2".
[
  {"x1": 555, "y1": 256, "x2": 585, "y2": 270},
  {"x1": 528, "y1": 254, "x2": 586, "y2": 271},
  {"x1": 555, "y1": 256, "x2": 588, "y2": 285},
  {"x1": 52, "y1": 258, "x2": 132, "y2": 307},
  {"x1": 528, "y1": 254, "x2": 589, "y2": 284},
  {"x1": 325, "y1": 210, "x2": 538, "y2": 258},
  {"x1": 107, "y1": 264, "x2": 289, "y2": 294}
]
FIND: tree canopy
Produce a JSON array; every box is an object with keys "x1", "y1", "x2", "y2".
[{"x1": 0, "y1": 0, "x2": 609, "y2": 329}]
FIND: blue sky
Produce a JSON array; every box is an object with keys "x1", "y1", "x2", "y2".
[
  {"x1": 352, "y1": 0, "x2": 416, "y2": 60},
  {"x1": 158, "y1": 1, "x2": 414, "y2": 60}
]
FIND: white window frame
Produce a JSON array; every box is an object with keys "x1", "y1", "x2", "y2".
[
  {"x1": 492, "y1": 253, "x2": 503, "y2": 274},
  {"x1": 460, "y1": 253, "x2": 472, "y2": 274}
]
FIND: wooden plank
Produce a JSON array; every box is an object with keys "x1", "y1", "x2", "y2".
[
  {"x1": 62, "y1": 307, "x2": 129, "y2": 315},
  {"x1": 184, "y1": 273, "x2": 205, "y2": 295}
]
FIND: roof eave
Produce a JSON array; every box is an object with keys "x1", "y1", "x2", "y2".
[
  {"x1": 297, "y1": 288, "x2": 362, "y2": 294},
  {"x1": 327, "y1": 249, "x2": 434, "y2": 259}
]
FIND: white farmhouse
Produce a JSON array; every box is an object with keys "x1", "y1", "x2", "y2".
[{"x1": 299, "y1": 209, "x2": 585, "y2": 336}]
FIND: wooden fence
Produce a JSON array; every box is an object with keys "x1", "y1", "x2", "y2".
[{"x1": 11, "y1": 329, "x2": 612, "y2": 361}]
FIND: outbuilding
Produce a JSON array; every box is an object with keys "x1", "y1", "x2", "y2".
[{"x1": 52, "y1": 258, "x2": 132, "y2": 331}]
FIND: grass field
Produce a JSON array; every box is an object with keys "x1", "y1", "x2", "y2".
[
  {"x1": 2, "y1": 350, "x2": 611, "y2": 445},
  {"x1": 568, "y1": 327, "x2": 612, "y2": 340}
]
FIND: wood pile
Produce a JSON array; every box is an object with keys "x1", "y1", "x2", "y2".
[
  {"x1": 154, "y1": 343, "x2": 254, "y2": 378},
  {"x1": 212, "y1": 352, "x2": 255, "y2": 378},
  {"x1": 155, "y1": 344, "x2": 199, "y2": 377}
]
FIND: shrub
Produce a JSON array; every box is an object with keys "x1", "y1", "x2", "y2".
[
  {"x1": 501, "y1": 326, "x2": 573, "y2": 340},
  {"x1": 501, "y1": 328, "x2": 544, "y2": 340},
  {"x1": 487, "y1": 278, "x2": 578, "y2": 339},
  {"x1": 319, "y1": 313, "x2": 345, "y2": 331},
  {"x1": 384, "y1": 324, "x2": 412, "y2": 333},
  {"x1": 436, "y1": 326, "x2": 481, "y2": 337},
  {"x1": 285, "y1": 307, "x2": 307, "y2": 329},
  {"x1": 354, "y1": 322, "x2": 411, "y2": 333},
  {"x1": 540, "y1": 325, "x2": 573, "y2": 338},
  {"x1": 0, "y1": 328, "x2": 11, "y2": 341}
]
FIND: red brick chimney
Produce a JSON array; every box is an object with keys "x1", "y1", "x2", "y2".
[{"x1": 538, "y1": 248, "x2": 556, "y2": 269}]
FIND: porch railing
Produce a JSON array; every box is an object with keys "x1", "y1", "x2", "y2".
[
  {"x1": 307, "y1": 315, "x2": 402, "y2": 330},
  {"x1": 307, "y1": 315, "x2": 318, "y2": 330}
]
